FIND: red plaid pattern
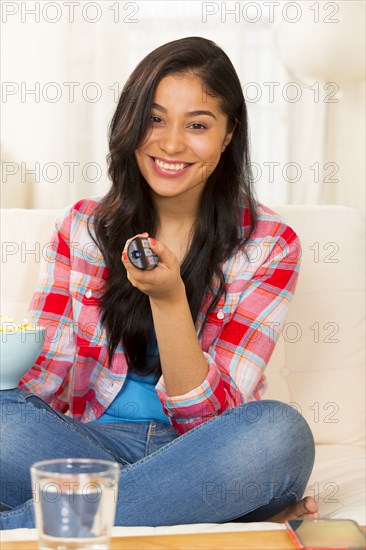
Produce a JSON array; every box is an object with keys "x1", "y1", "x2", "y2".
[{"x1": 19, "y1": 197, "x2": 301, "y2": 434}]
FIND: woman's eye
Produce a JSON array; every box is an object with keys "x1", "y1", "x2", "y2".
[
  {"x1": 149, "y1": 117, "x2": 207, "y2": 130},
  {"x1": 150, "y1": 116, "x2": 163, "y2": 124},
  {"x1": 189, "y1": 123, "x2": 207, "y2": 130}
]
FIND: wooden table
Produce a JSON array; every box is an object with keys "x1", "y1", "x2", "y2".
[
  {"x1": 0, "y1": 530, "x2": 297, "y2": 549},
  {"x1": 1, "y1": 526, "x2": 365, "y2": 549}
]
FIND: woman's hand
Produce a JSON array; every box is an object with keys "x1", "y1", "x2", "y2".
[
  {"x1": 121, "y1": 233, "x2": 185, "y2": 303},
  {"x1": 122, "y1": 233, "x2": 208, "y2": 398}
]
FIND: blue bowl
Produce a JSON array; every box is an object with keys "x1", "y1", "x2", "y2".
[{"x1": 0, "y1": 327, "x2": 46, "y2": 390}]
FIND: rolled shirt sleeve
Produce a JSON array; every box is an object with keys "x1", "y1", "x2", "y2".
[{"x1": 156, "y1": 226, "x2": 302, "y2": 435}]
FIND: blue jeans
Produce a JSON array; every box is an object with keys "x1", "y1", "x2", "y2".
[{"x1": 0, "y1": 389, "x2": 315, "y2": 529}]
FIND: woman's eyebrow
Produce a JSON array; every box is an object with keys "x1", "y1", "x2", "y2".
[{"x1": 151, "y1": 103, "x2": 217, "y2": 120}]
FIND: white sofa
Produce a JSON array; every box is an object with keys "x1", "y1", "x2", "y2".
[{"x1": 0, "y1": 204, "x2": 365, "y2": 537}]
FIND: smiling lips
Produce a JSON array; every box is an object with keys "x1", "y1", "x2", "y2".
[{"x1": 149, "y1": 156, "x2": 193, "y2": 177}]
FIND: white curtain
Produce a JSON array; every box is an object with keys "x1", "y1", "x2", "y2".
[
  {"x1": 1, "y1": 1, "x2": 364, "y2": 213},
  {"x1": 1, "y1": 2, "x2": 125, "y2": 208},
  {"x1": 275, "y1": 0, "x2": 365, "y2": 215}
]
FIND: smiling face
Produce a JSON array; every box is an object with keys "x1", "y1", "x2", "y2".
[{"x1": 134, "y1": 73, "x2": 234, "y2": 209}]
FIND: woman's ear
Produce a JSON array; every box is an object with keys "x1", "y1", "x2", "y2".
[
  {"x1": 222, "y1": 132, "x2": 234, "y2": 151},
  {"x1": 222, "y1": 118, "x2": 238, "y2": 151}
]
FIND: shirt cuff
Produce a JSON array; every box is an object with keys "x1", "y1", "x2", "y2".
[{"x1": 155, "y1": 353, "x2": 228, "y2": 420}]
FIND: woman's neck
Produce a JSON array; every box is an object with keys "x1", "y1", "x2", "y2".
[
  {"x1": 151, "y1": 196, "x2": 197, "y2": 264},
  {"x1": 153, "y1": 195, "x2": 198, "y2": 235}
]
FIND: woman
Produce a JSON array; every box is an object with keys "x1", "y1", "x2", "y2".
[{"x1": 0, "y1": 36, "x2": 318, "y2": 528}]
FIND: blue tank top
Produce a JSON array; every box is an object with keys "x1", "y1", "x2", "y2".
[{"x1": 94, "y1": 330, "x2": 169, "y2": 424}]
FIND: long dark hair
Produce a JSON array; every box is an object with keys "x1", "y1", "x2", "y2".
[{"x1": 89, "y1": 36, "x2": 259, "y2": 378}]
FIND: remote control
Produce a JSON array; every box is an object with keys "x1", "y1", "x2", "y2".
[{"x1": 127, "y1": 237, "x2": 159, "y2": 270}]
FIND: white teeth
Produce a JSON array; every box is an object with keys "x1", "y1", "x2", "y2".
[{"x1": 154, "y1": 158, "x2": 187, "y2": 171}]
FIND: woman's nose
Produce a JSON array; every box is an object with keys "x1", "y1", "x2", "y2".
[{"x1": 158, "y1": 125, "x2": 186, "y2": 154}]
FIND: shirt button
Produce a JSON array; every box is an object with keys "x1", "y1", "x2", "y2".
[
  {"x1": 217, "y1": 310, "x2": 224, "y2": 320},
  {"x1": 85, "y1": 289, "x2": 93, "y2": 299}
]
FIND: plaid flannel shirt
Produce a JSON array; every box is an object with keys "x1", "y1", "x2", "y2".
[{"x1": 19, "y1": 197, "x2": 301, "y2": 435}]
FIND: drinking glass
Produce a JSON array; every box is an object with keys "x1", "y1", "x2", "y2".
[{"x1": 31, "y1": 458, "x2": 120, "y2": 550}]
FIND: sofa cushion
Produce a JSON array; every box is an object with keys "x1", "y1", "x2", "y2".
[
  {"x1": 265, "y1": 205, "x2": 365, "y2": 446},
  {"x1": 0, "y1": 209, "x2": 58, "y2": 322},
  {"x1": 307, "y1": 444, "x2": 366, "y2": 525},
  {"x1": 1, "y1": 206, "x2": 365, "y2": 446},
  {"x1": 0, "y1": 206, "x2": 365, "y2": 529}
]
